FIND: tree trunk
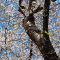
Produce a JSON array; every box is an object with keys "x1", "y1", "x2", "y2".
[
  {"x1": 19, "y1": 0, "x2": 58, "y2": 60},
  {"x1": 42, "y1": 0, "x2": 58, "y2": 60}
]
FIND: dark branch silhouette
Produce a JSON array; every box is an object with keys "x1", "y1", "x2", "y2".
[
  {"x1": 51, "y1": 0, "x2": 56, "y2": 2},
  {"x1": 28, "y1": 0, "x2": 36, "y2": 10},
  {"x1": 33, "y1": 5, "x2": 43, "y2": 13},
  {"x1": 19, "y1": 0, "x2": 22, "y2": 6},
  {"x1": 29, "y1": 41, "x2": 33, "y2": 60},
  {"x1": 19, "y1": 0, "x2": 25, "y2": 9},
  {"x1": 19, "y1": 0, "x2": 59, "y2": 60},
  {"x1": 18, "y1": 7, "x2": 26, "y2": 17},
  {"x1": 42, "y1": 0, "x2": 58, "y2": 60}
]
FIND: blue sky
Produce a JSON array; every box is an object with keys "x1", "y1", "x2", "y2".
[{"x1": 56, "y1": 0, "x2": 60, "y2": 3}]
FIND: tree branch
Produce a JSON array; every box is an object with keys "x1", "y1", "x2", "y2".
[
  {"x1": 33, "y1": 5, "x2": 43, "y2": 13},
  {"x1": 43, "y1": 0, "x2": 58, "y2": 60},
  {"x1": 19, "y1": 0, "x2": 59, "y2": 60},
  {"x1": 28, "y1": 0, "x2": 36, "y2": 10}
]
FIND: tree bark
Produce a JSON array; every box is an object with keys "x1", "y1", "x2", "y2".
[
  {"x1": 42, "y1": 0, "x2": 58, "y2": 60},
  {"x1": 19, "y1": 0, "x2": 58, "y2": 60}
]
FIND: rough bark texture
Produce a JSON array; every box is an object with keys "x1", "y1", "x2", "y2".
[
  {"x1": 19, "y1": 0, "x2": 59, "y2": 60},
  {"x1": 42, "y1": 0, "x2": 58, "y2": 60},
  {"x1": 23, "y1": 12, "x2": 58, "y2": 60}
]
